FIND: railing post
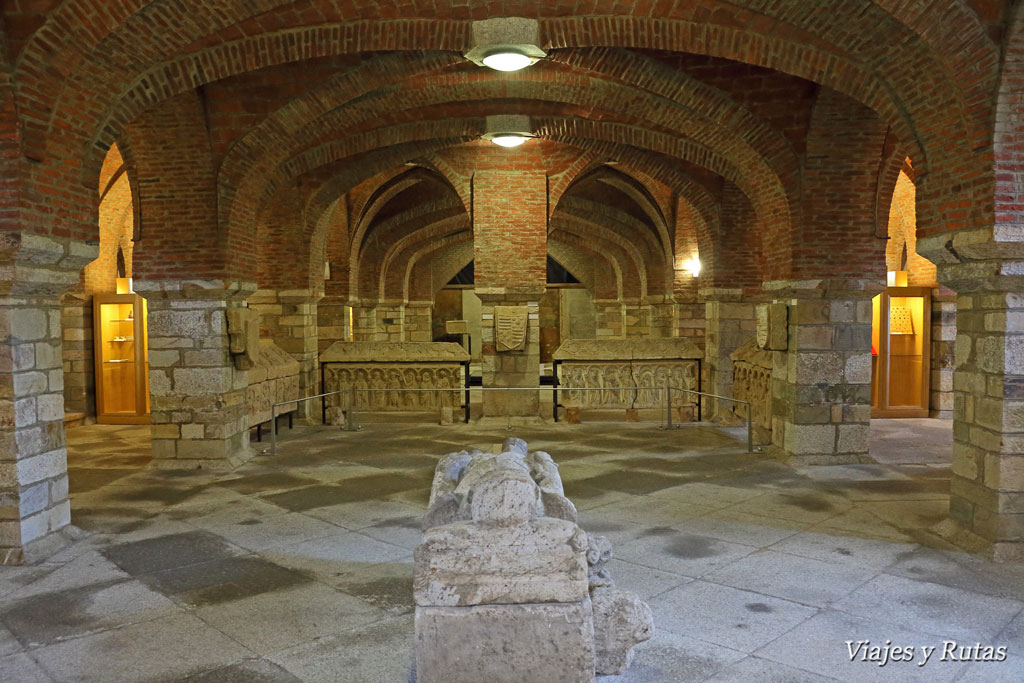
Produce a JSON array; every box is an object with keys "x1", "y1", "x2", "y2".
[
  {"x1": 270, "y1": 403, "x2": 277, "y2": 456},
  {"x1": 346, "y1": 386, "x2": 357, "y2": 431},
  {"x1": 665, "y1": 384, "x2": 672, "y2": 429},
  {"x1": 747, "y1": 410, "x2": 753, "y2": 453}
]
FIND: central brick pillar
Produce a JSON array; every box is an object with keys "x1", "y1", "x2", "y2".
[
  {"x1": 137, "y1": 279, "x2": 255, "y2": 470},
  {"x1": 767, "y1": 279, "x2": 879, "y2": 465},
  {"x1": 473, "y1": 170, "x2": 546, "y2": 418}
]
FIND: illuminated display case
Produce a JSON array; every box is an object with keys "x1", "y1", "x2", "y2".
[
  {"x1": 93, "y1": 292, "x2": 150, "y2": 424},
  {"x1": 871, "y1": 286, "x2": 931, "y2": 418}
]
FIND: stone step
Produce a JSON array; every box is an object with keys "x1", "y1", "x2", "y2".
[{"x1": 64, "y1": 411, "x2": 87, "y2": 430}]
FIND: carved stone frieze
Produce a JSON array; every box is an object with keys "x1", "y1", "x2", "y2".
[
  {"x1": 557, "y1": 360, "x2": 698, "y2": 409},
  {"x1": 324, "y1": 363, "x2": 463, "y2": 411},
  {"x1": 730, "y1": 337, "x2": 772, "y2": 432}
]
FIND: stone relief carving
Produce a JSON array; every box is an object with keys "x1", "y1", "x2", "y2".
[
  {"x1": 323, "y1": 364, "x2": 462, "y2": 411},
  {"x1": 731, "y1": 337, "x2": 772, "y2": 433},
  {"x1": 415, "y1": 438, "x2": 653, "y2": 682},
  {"x1": 246, "y1": 340, "x2": 300, "y2": 427},
  {"x1": 558, "y1": 360, "x2": 698, "y2": 409},
  {"x1": 494, "y1": 305, "x2": 529, "y2": 352},
  {"x1": 225, "y1": 307, "x2": 259, "y2": 370}
]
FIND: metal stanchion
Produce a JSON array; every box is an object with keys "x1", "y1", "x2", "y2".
[
  {"x1": 665, "y1": 384, "x2": 673, "y2": 429},
  {"x1": 346, "y1": 386, "x2": 358, "y2": 431}
]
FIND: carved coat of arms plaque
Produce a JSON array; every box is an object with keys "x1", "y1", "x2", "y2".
[{"x1": 494, "y1": 305, "x2": 528, "y2": 352}]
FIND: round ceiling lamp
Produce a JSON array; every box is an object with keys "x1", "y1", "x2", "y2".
[
  {"x1": 489, "y1": 134, "x2": 530, "y2": 147},
  {"x1": 481, "y1": 50, "x2": 534, "y2": 72}
]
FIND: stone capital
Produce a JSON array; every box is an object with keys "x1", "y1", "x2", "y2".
[
  {"x1": 0, "y1": 233, "x2": 98, "y2": 297},
  {"x1": 134, "y1": 279, "x2": 257, "y2": 302},
  {"x1": 762, "y1": 278, "x2": 883, "y2": 301},
  {"x1": 474, "y1": 286, "x2": 545, "y2": 304}
]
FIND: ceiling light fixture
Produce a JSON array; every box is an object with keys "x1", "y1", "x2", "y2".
[
  {"x1": 482, "y1": 115, "x2": 533, "y2": 149},
  {"x1": 481, "y1": 50, "x2": 534, "y2": 72},
  {"x1": 489, "y1": 134, "x2": 530, "y2": 148},
  {"x1": 464, "y1": 18, "x2": 547, "y2": 71}
]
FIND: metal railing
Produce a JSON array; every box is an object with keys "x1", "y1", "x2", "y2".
[{"x1": 268, "y1": 385, "x2": 758, "y2": 455}]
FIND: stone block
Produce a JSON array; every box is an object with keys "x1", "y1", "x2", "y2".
[
  {"x1": 837, "y1": 424, "x2": 868, "y2": 454},
  {"x1": 173, "y1": 367, "x2": 233, "y2": 394},
  {"x1": 9, "y1": 309, "x2": 48, "y2": 342},
  {"x1": 414, "y1": 602, "x2": 595, "y2": 683},
  {"x1": 414, "y1": 518, "x2": 588, "y2": 606},
  {"x1": 783, "y1": 423, "x2": 835, "y2": 456},
  {"x1": 16, "y1": 449, "x2": 67, "y2": 486}
]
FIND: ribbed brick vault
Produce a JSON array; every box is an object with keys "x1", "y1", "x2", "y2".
[{"x1": 4, "y1": 1, "x2": 1024, "y2": 562}]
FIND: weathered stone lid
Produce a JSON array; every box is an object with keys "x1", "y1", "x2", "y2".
[
  {"x1": 553, "y1": 338, "x2": 701, "y2": 361},
  {"x1": 320, "y1": 341, "x2": 469, "y2": 363},
  {"x1": 249, "y1": 339, "x2": 300, "y2": 384},
  {"x1": 730, "y1": 337, "x2": 772, "y2": 368}
]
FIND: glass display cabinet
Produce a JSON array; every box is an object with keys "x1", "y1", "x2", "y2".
[
  {"x1": 871, "y1": 286, "x2": 931, "y2": 417},
  {"x1": 93, "y1": 292, "x2": 150, "y2": 423}
]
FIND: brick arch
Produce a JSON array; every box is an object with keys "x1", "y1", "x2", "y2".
[
  {"x1": 548, "y1": 231, "x2": 622, "y2": 300},
  {"x1": 7, "y1": 3, "x2": 996, "y2": 259},
  {"x1": 379, "y1": 217, "x2": 472, "y2": 300},
  {"x1": 357, "y1": 200, "x2": 467, "y2": 298},
  {"x1": 229, "y1": 70, "x2": 788, "y2": 236},
  {"x1": 992, "y1": 1, "x2": 1024, "y2": 247},
  {"x1": 550, "y1": 215, "x2": 646, "y2": 299},
  {"x1": 554, "y1": 197, "x2": 669, "y2": 297},
  {"x1": 402, "y1": 231, "x2": 474, "y2": 302}
]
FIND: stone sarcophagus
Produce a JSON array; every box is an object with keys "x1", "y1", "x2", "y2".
[
  {"x1": 319, "y1": 341, "x2": 469, "y2": 422},
  {"x1": 731, "y1": 337, "x2": 772, "y2": 436},
  {"x1": 415, "y1": 438, "x2": 653, "y2": 683},
  {"x1": 552, "y1": 338, "x2": 702, "y2": 415},
  {"x1": 247, "y1": 340, "x2": 300, "y2": 430}
]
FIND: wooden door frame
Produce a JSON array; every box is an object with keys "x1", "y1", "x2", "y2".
[{"x1": 871, "y1": 286, "x2": 931, "y2": 418}]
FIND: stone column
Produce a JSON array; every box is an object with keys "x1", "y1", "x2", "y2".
[
  {"x1": 647, "y1": 298, "x2": 676, "y2": 338},
  {"x1": 594, "y1": 300, "x2": 625, "y2": 338},
  {"x1": 317, "y1": 295, "x2": 351, "y2": 350},
  {"x1": 352, "y1": 303, "x2": 376, "y2": 342},
  {"x1": 623, "y1": 300, "x2": 650, "y2": 337},
  {"x1": 249, "y1": 288, "x2": 322, "y2": 420},
  {"x1": 944, "y1": 289, "x2": 1024, "y2": 560},
  {"x1": 767, "y1": 279, "x2": 878, "y2": 465},
  {"x1": 404, "y1": 301, "x2": 432, "y2": 342},
  {"x1": 137, "y1": 279, "x2": 255, "y2": 470},
  {"x1": 1, "y1": 233, "x2": 96, "y2": 564},
  {"x1": 478, "y1": 291, "x2": 542, "y2": 417},
  {"x1": 931, "y1": 289, "x2": 956, "y2": 418},
  {"x1": 60, "y1": 290, "x2": 95, "y2": 419},
  {"x1": 375, "y1": 300, "x2": 405, "y2": 342},
  {"x1": 702, "y1": 288, "x2": 757, "y2": 422}
]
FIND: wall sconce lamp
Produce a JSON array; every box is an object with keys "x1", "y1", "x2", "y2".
[{"x1": 681, "y1": 257, "x2": 701, "y2": 277}]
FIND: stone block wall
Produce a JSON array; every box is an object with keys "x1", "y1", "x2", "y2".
[
  {"x1": 139, "y1": 280, "x2": 254, "y2": 470},
  {"x1": 249, "y1": 288, "x2": 320, "y2": 419},
  {"x1": 770, "y1": 286, "x2": 875, "y2": 464},
  {"x1": 404, "y1": 302, "x2": 432, "y2": 342},
  {"x1": 931, "y1": 291, "x2": 956, "y2": 418},
  {"x1": 60, "y1": 292, "x2": 94, "y2": 418}
]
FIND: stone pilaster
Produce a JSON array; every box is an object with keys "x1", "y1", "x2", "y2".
[
  {"x1": 352, "y1": 303, "x2": 376, "y2": 342},
  {"x1": 701, "y1": 288, "x2": 756, "y2": 422},
  {"x1": 931, "y1": 290, "x2": 956, "y2": 418},
  {"x1": 647, "y1": 298, "x2": 676, "y2": 338},
  {"x1": 623, "y1": 300, "x2": 650, "y2": 337},
  {"x1": 60, "y1": 290, "x2": 94, "y2": 419},
  {"x1": 136, "y1": 279, "x2": 255, "y2": 470},
  {"x1": 404, "y1": 301, "x2": 432, "y2": 342},
  {"x1": 478, "y1": 290, "x2": 542, "y2": 417},
  {"x1": 249, "y1": 288, "x2": 322, "y2": 420},
  {"x1": 944, "y1": 289, "x2": 1024, "y2": 560},
  {"x1": 594, "y1": 300, "x2": 624, "y2": 338},
  {"x1": 376, "y1": 300, "x2": 405, "y2": 342},
  {"x1": 317, "y1": 295, "x2": 351, "y2": 351},
  {"x1": 1, "y1": 233, "x2": 97, "y2": 564},
  {"x1": 767, "y1": 279, "x2": 879, "y2": 465}
]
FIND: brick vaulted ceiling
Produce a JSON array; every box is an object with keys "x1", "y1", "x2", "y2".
[{"x1": 0, "y1": 1, "x2": 1017, "y2": 295}]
